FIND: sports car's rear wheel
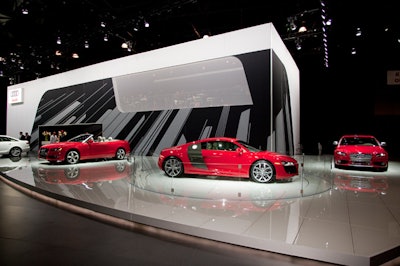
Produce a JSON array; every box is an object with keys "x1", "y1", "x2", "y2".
[
  {"x1": 115, "y1": 148, "x2": 126, "y2": 160},
  {"x1": 250, "y1": 160, "x2": 275, "y2": 183},
  {"x1": 163, "y1": 157, "x2": 184, "y2": 177},
  {"x1": 65, "y1": 150, "x2": 80, "y2": 164},
  {"x1": 9, "y1": 147, "x2": 22, "y2": 157}
]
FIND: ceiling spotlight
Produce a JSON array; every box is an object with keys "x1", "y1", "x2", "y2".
[
  {"x1": 355, "y1": 28, "x2": 362, "y2": 37},
  {"x1": 104, "y1": 34, "x2": 108, "y2": 41},
  {"x1": 351, "y1": 48, "x2": 357, "y2": 55},
  {"x1": 295, "y1": 38, "x2": 302, "y2": 50},
  {"x1": 84, "y1": 40, "x2": 89, "y2": 48},
  {"x1": 55, "y1": 50, "x2": 62, "y2": 56},
  {"x1": 101, "y1": 21, "x2": 106, "y2": 27},
  {"x1": 22, "y1": 8, "x2": 28, "y2": 15},
  {"x1": 298, "y1": 25, "x2": 307, "y2": 33},
  {"x1": 56, "y1": 37, "x2": 61, "y2": 45},
  {"x1": 144, "y1": 20, "x2": 150, "y2": 27},
  {"x1": 72, "y1": 53, "x2": 79, "y2": 59}
]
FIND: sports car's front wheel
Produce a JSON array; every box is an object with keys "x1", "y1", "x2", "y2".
[
  {"x1": 115, "y1": 148, "x2": 126, "y2": 160},
  {"x1": 250, "y1": 160, "x2": 275, "y2": 183},
  {"x1": 163, "y1": 157, "x2": 184, "y2": 177},
  {"x1": 65, "y1": 150, "x2": 80, "y2": 164}
]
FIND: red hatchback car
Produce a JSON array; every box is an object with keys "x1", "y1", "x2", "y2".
[
  {"x1": 333, "y1": 134, "x2": 388, "y2": 171},
  {"x1": 157, "y1": 137, "x2": 299, "y2": 183},
  {"x1": 38, "y1": 133, "x2": 130, "y2": 164}
]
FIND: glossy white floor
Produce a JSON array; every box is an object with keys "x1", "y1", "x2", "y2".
[{"x1": 1, "y1": 154, "x2": 399, "y2": 266}]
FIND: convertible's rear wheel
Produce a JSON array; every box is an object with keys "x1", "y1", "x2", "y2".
[
  {"x1": 9, "y1": 147, "x2": 22, "y2": 157},
  {"x1": 250, "y1": 160, "x2": 275, "y2": 183},
  {"x1": 163, "y1": 157, "x2": 184, "y2": 177},
  {"x1": 65, "y1": 150, "x2": 80, "y2": 164},
  {"x1": 115, "y1": 148, "x2": 126, "y2": 160}
]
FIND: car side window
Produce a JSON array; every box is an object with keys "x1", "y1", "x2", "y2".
[
  {"x1": 223, "y1": 142, "x2": 238, "y2": 151},
  {"x1": 202, "y1": 141, "x2": 238, "y2": 151}
]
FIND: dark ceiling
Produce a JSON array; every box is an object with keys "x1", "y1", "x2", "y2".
[{"x1": 0, "y1": 0, "x2": 399, "y2": 84}]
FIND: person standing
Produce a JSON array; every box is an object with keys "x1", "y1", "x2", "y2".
[
  {"x1": 318, "y1": 142, "x2": 323, "y2": 156},
  {"x1": 19, "y1": 131, "x2": 26, "y2": 140},
  {"x1": 50, "y1": 131, "x2": 58, "y2": 143},
  {"x1": 25, "y1": 132, "x2": 31, "y2": 143}
]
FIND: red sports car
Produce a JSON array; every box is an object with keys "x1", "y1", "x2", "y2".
[
  {"x1": 38, "y1": 133, "x2": 130, "y2": 164},
  {"x1": 157, "y1": 137, "x2": 298, "y2": 183},
  {"x1": 333, "y1": 134, "x2": 388, "y2": 171}
]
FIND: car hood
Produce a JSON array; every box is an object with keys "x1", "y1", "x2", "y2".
[
  {"x1": 40, "y1": 142, "x2": 77, "y2": 148},
  {"x1": 337, "y1": 145, "x2": 387, "y2": 154}
]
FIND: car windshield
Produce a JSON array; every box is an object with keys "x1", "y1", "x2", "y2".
[
  {"x1": 340, "y1": 137, "x2": 378, "y2": 146},
  {"x1": 67, "y1": 134, "x2": 92, "y2": 142},
  {"x1": 237, "y1": 140, "x2": 261, "y2": 152}
]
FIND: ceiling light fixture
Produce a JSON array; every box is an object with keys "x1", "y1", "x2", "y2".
[{"x1": 355, "y1": 28, "x2": 362, "y2": 37}]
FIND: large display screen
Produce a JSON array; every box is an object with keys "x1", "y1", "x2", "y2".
[{"x1": 112, "y1": 56, "x2": 253, "y2": 112}]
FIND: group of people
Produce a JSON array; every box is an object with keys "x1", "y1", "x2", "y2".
[
  {"x1": 19, "y1": 131, "x2": 32, "y2": 151},
  {"x1": 19, "y1": 131, "x2": 31, "y2": 143}
]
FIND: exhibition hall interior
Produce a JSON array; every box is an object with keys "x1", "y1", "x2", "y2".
[{"x1": 1, "y1": 1, "x2": 400, "y2": 265}]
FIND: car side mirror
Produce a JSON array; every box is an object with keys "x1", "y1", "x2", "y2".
[
  {"x1": 87, "y1": 139, "x2": 94, "y2": 144},
  {"x1": 236, "y1": 148, "x2": 243, "y2": 155}
]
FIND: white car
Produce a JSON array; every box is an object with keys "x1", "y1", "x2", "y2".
[{"x1": 0, "y1": 135, "x2": 30, "y2": 157}]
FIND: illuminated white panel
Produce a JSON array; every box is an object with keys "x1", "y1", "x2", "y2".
[{"x1": 113, "y1": 56, "x2": 253, "y2": 112}]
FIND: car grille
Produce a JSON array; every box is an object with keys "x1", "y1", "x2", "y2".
[
  {"x1": 39, "y1": 148, "x2": 48, "y2": 157},
  {"x1": 350, "y1": 153, "x2": 372, "y2": 163},
  {"x1": 284, "y1": 165, "x2": 298, "y2": 174}
]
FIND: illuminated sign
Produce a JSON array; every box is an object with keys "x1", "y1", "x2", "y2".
[
  {"x1": 387, "y1": 70, "x2": 400, "y2": 85},
  {"x1": 9, "y1": 87, "x2": 23, "y2": 104}
]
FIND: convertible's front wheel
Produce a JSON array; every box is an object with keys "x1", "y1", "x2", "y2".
[
  {"x1": 163, "y1": 157, "x2": 184, "y2": 177},
  {"x1": 250, "y1": 160, "x2": 275, "y2": 183},
  {"x1": 115, "y1": 148, "x2": 126, "y2": 160},
  {"x1": 65, "y1": 150, "x2": 80, "y2": 164}
]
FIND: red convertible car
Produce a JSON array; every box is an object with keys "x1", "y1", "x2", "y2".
[
  {"x1": 38, "y1": 133, "x2": 130, "y2": 164},
  {"x1": 157, "y1": 137, "x2": 298, "y2": 183},
  {"x1": 333, "y1": 134, "x2": 388, "y2": 171}
]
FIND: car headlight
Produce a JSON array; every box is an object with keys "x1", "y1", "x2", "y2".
[
  {"x1": 336, "y1": 151, "x2": 346, "y2": 156},
  {"x1": 281, "y1": 161, "x2": 295, "y2": 166},
  {"x1": 376, "y1": 153, "x2": 387, "y2": 158},
  {"x1": 50, "y1": 147, "x2": 62, "y2": 152}
]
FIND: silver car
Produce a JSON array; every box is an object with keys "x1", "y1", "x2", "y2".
[{"x1": 0, "y1": 135, "x2": 30, "y2": 157}]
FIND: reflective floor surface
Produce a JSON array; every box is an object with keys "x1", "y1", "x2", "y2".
[{"x1": 1, "y1": 153, "x2": 400, "y2": 266}]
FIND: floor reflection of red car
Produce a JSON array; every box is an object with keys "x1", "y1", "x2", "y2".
[
  {"x1": 333, "y1": 134, "x2": 388, "y2": 171},
  {"x1": 158, "y1": 137, "x2": 298, "y2": 183},
  {"x1": 32, "y1": 161, "x2": 133, "y2": 185},
  {"x1": 38, "y1": 133, "x2": 130, "y2": 164},
  {"x1": 334, "y1": 174, "x2": 388, "y2": 195}
]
